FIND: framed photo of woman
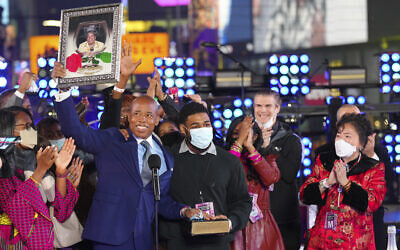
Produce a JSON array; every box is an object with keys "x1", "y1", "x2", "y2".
[{"x1": 57, "y1": 3, "x2": 123, "y2": 87}]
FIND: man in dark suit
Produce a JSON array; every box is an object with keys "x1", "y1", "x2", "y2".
[{"x1": 52, "y1": 62, "x2": 200, "y2": 250}]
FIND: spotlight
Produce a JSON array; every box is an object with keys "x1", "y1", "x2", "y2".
[
  {"x1": 0, "y1": 61, "x2": 8, "y2": 70},
  {"x1": 290, "y1": 55, "x2": 299, "y2": 64},
  {"x1": 165, "y1": 68, "x2": 174, "y2": 78},
  {"x1": 177, "y1": 89, "x2": 184, "y2": 97},
  {"x1": 224, "y1": 119, "x2": 232, "y2": 129},
  {"x1": 301, "y1": 85, "x2": 310, "y2": 95},
  {"x1": 303, "y1": 158, "x2": 312, "y2": 167},
  {"x1": 0, "y1": 77, "x2": 7, "y2": 87},
  {"x1": 48, "y1": 58, "x2": 56, "y2": 68},
  {"x1": 300, "y1": 54, "x2": 309, "y2": 63},
  {"x1": 37, "y1": 57, "x2": 47, "y2": 68},
  {"x1": 290, "y1": 86, "x2": 299, "y2": 95},
  {"x1": 280, "y1": 75, "x2": 289, "y2": 85},
  {"x1": 175, "y1": 58, "x2": 184, "y2": 67},
  {"x1": 339, "y1": 96, "x2": 346, "y2": 104},
  {"x1": 97, "y1": 102, "x2": 105, "y2": 111},
  {"x1": 301, "y1": 77, "x2": 309, "y2": 84},
  {"x1": 279, "y1": 65, "x2": 289, "y2": 75},
  {"x1": 49, "y1": 79, "x2": 57, "y2": 88},
  {"x1": 154, "y1": 58, "x2": 163, "y2": 67},
  {"x1": 185, "y1": 57, "x2": 195, "y2": 66},
  {"x1": 165, "y1": 58, "x2": 174, "y2": 67},
  {"x1": 381, "y1": 64, "x2": 390, "y2": 72},
  {"x1": 304, "y1": 148, "x2": 311, "y2": 156},
  {"x1": 290, "y1": 78, "x2": 300, "y2": 85},
  {"x1": 380, "y1": 53, "x2": 390, "y2": 62},
  {"x1": 300, "y1": 65, "x2": 310, "y2": 74},
  {"x1": 386, "y1": 145, "x2": 393, "y2": 154},
  {"x1": 381, "y1": 74, "x2": 391, "y2": 83},
  {"x1": 385, "y1": 134, "x2": 394, "y2": 144},
  {"x1": 157, "y1": 68, "x2": 163, "y2": 77},
  {"x1": 279, "y1": 55, "x2": 289, "y2": 64},
  {"x1": 38, "y1": 89, "x2": 48, "y2": 98},
  {"x1": 303, "y1": 168, "x2": 311, "y2": 176},
  {"x1": 186, "y1": 89, "x2": 195, "y2": 95},
  {"x1": 186, "y1": 68, "x2": 195, "y2": 77},
  {"x1": 233, "y1": 109, "x2": 243, "y2": 117},
  {"x1": 175, "y1": 78, "x2": 185, "y2": 88},
  {"x1": 38, "y1": 79, "x2": 48, "y2": 88},
  {"x1": 71, "y1": 88, "x2": 80, "y2": 97},
  {"x1": 165, "y1": 78, "x2": 174, "y2": 88},
  {"x1": 49, "y1": 89, "x2": 58, "y2": 97},
  {"x1": 223, "y1": 109, "x2": 233, "y2": 119},
  {"x1": 175, "y1": 68, "x2": 184, "y2": 78},
  {"x1": 346, "y1": 96, "x2": 356, "y2": 105},
  {"x1": 302, "y1": 137, "x2": 311, "y2": 147},
  {"x1": 271, "y1": 87, "x2": 279, "y2": 93},
  {"x1": 393, "y1": 83, "x2": 400, "y2": 93},
  {"x1": 270, "y1": 78, "x2": 279, "y2": 85},
  {"x1": 213, "y1": 120, "x2": 222, "y2": 129},
  {"x1": 392, "y1": 63, "x2": 400, "y2": 72},
  {"x1": 396, "y1": 166, "x2": 400, "y2": 174},
  {"x1": 326, "y1": 96, "x2": 333, "y2": 104},
  {"x1": 381, "y1": 84, "x2": 391, "y2": 93},
  {"x1": 394, "y1": 73, "x2": 400, "y2": 80},
  {"x1": 213, "y1": 110, "x2": 222, "y2": 119},
  {"x1": 244, "y1": 98, "x2": 253, "y2": 107},
  {"x1": 269, "y1": 55, "x2": 278, "y2": 64},
  {"x1": 280, "y1": 86, "x2": 289, "y2": 95},
  {"x1": 357, "y1": 96, "x2": 366, "y2": 105},
  {"x1": 392, "y1": 53, "x2": 400, "y2": 62},
  {"x1": 233, "y1": 98, "x2": 242, "y2": 108},
  {"x1": 395, "y1": 134, "x2": 400, "y2": 143},
  {"x1": 97, "y1": 111, "x2": 103, "y2": 120},
  {"x1": 186, "y1": 78, "x2": 195, "y2": 87},
  {"x1": 289, "y1": 65, "x2": 299, "y2": 74},
  {"x1": 269, "y1": 66, "x2": 279, "y2": 75},
  {"x1": 395, "y1": 145, "x2": 400, "y2": 154}
]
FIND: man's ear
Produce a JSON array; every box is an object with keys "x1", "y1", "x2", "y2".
[
  {"x1": 154, "y1": 115, "x2": 160, "y2": 126},
  {"x1": 179, "y1": 124, "x2": 186, "y2": 134}
]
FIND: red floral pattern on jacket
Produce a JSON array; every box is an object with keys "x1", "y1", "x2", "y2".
[
  {"x1": 0, "y1": 172, "x2": 79, "y2": 249},
  {"x1": 230, "y1": 150, "x2": 285, "y2": 250},
  {"x1": 299, "y1": 155, "x2": 386, "y2": 250}
]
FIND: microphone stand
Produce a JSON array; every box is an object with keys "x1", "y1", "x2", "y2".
[
  {"x1": 213, "y1": 46, "x2": 254, "y2": 111},
  {"x1": 152, "y1": 168, "x2": 161, "y2": 250}
]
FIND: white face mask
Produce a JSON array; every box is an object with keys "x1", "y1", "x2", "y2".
[
  {"x1": 335, "y1": 139, "x2": 357, "y2": 158},
  {"x1": 49, "y1": 138, "x2": 65, "y2": 152},
  {"x1": 259, "y1": 117, "x2": 274, "y2": 129},
  {"x1": 20, "y1": 127, "x2": 38, "y2": 149},
  {"x1": 188, "y1": 127, "x2": 213, "y2": 149}
]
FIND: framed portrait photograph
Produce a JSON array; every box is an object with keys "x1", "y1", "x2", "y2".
[{"x1": 57, "y1": 3, "x2": 123, "y2": 87}]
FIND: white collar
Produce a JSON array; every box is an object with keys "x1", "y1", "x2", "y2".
[{"x1": 134, "y1": 135, "x2": 154, "y2": 148}]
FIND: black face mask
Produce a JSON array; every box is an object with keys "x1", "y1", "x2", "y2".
[{"x1": 160, "y1": 131, "x2": 182, "y2": 147}]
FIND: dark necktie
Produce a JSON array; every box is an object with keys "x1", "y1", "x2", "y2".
[{"x1": 140, "y1": 141, "x2": 152, "y2": 186}]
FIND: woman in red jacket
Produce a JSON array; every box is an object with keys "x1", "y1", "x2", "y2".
[
  {"x1": 227, "y1": 116, "x2": 284, "y2": 250},
  {"x1": 300, "y1": 113, "x2": 386, "y2": 249}
]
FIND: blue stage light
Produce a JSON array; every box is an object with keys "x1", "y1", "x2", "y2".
[
  {"x1": 300, "y1": 65, "x2": 310, "y2": 74},
  {"x1": 393, "y1": 73, "x2": 400, "y2": 79},
  {"x1": 392, "y1": 53, "x2": 400, "y2": 62},
  {"x1": 395, "y1": 145, "x2": 400, "y2": 154},
  {"x1": 244, "y1": 98, "x2": 253, "y2": 107},
  {"x1": 304, "y1": 148, "x2": 311, "y2": 156},
  {"x1": 280, "y1": 86, "x2": 289, "y2": 95},
  {"x1": 154, "y1": 58, "x2": 163, "y2": 67},
  {"x1": 301, "y1": 85, "x2": 310, "y2": 95},
  {"x1": 386, "y1": 145, "x2": 393, "y2": 154},
  {"x1": 165, "y1": 78, "x2": 174, "y2": 88},
  {"x1": 303, "y1": 168, "x2": 311, "y2": 176},
  {"x1": 269, "y1": 66, "x2": 279, "y2": 75},
  {"x1": 279, "y1": 65, "x2": 289, "y2": 75},
  {"x1": 280, "y1": 75, "x2": 290, "y2": 85},
  {"x1": 165, "y1": 58, "x2": 174, "y2": 67},
  {"x1": 48, "y1": 58, "x2": 56, "y2": 68},
  {"x1": 157, "y1": 68, "x2": 163, "y2": 77},
  {"x1": 385, "y1": 134, "x2": 394, "y2": 144},
  {"x1": 301, "y1": 77, "x2": 309, "y2": 84},
  {"x1": 175, "y1": 78, "x2": 185, "y2": 88},
  {"x1": 38, "y1": 89, "x2": 48, "y2": 98},
  {"x1": 223, "y1": 109, "x2": 233, "y2": 119},
  {"x1": 381, "y1": 84, "x2": 391, "y2": 93},
  {"x1": 186, "y1": 57, "x2": 195, "y2": 66},
  {"x1": 326, "y1": 96, "x2": 333, "y2": 105},
  {"x1": 48, "y1": 79, "x2": 57, "y2": 88},
  {"x1": 290, "y1": 65, "x2": 299, "y2": 74},
  {"x1": 269, "y1": 55, "x2": 278, "y2": 64},
  {"x1": 303, "y1": 158, "x2": 312, "y2": 167},
  {"x1": 224, "y1": 119, "x2": 232, "y2": 129},
  {"x1": 290, "y1": 55, "x2": 299, "y2": 64},
  {"x1": 213, "y1": 120, "x2": 222, "y2": 129},
  {"x1": 380, "y1": 53, "x2": 390, "y2": 62},
  {"x1": 346, "y1": 96, "x2": 356, "y2": 104},
  {"x1": 395, "y1": 166, "x2": 400, "y2": 174},
  {"x1": 302, "y1": 137, "x2": 311, "y2": 147},
  {"x1": 233, "y1": 98, "x2": 242, "y2": 108},
  {"x1": 214, "y1": 104, "x2": 222, "y2": 109},
  {"x1": 71, "y1": 88, "x2": 80, "y2": 97},
  {"x1": 291, "y1": 78, "x2": 300, "y2": 85},
  {"x1": 38, "y1": 79, "x2": 48, "y2": 88},
  {"x1": 381, "y1": 63, "x2": 391, "y2": 72},
  {"x1": 0, "y1": 61, "x2": 7, "y2": 70},
  {"x1": 290, "y1": 86, "x2": 299, "y2": 95},
  {"x1": 393, "y1": 84, "x2": 400, "y2": 93},
  {"x1": 49, "y1": 89, "x2": 58, "y2": 97},
  {"x1": 395, "y1": 134, "x2": 400, "y2": 143},
  {"x1": 186, "y1": 68, "x2": 195, "y2": 77},
  {"x1": 357, "y1": 96, "x2": 366, "y2": 105},
  {"x1": 175, "y1": 58, "x2": 184, "y2": 66},
  {"x1": 280, "y1": 55, "x2": 289, "y2": 64},
  {"x1": 177, "y1": 89, "x2": 184, "y2": 97},
  {"x1": 0, "y1": 77, "x2": 7, "y2": 88},
  {"x1": 213, "y1": 110, "x2": 222, "y2": 119},
  {"x1": 37, "y1": 57, "x2": 47, "y2": 68},
  {"x1": 165, "y1": 68, "x2": 174, "y2": 77},
  {"x1": 270, "y1": 78, "x2": 279, "y2": 85},
  {"x1": 97, "y1": 111, "x2": 103, "y2": 120},
  {"x1": 392, "y1": 63, "x2": 400, "y2": 72},
  {"x1": 175, "y1": 68, "x2": 184, "y2": 78},
  {"x1": 233, "y1": 109, "x2": 243, "y2": 117},
  {"x1": 186, "y1": 78, "x2": 195, "y2": 87},
  {"x1": 339, "y1": 96, "x2": 346, "y2": 104},
  {"x1": 300, "y1": 54, "x2": 309, "y2": 63},
  {"x1": 186, "y1": 89, "x2": 195, "y2": 95},
  {"x1": 271, "y1": 87, "x2": 279, "y2": 93},
  {"x1": 97, "y1": 103, "x2": 105, "y2": 111},
  {"x1": 296, "y1": 170, "x2": 301, "y2": 178},
  {"x1": 381, "y1": 74, "x2": 391, "y2": 83}
]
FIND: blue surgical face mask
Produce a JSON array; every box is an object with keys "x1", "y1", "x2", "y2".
[
  {"x1": 188, "y1": 127, "x2": 213, "y2": 149},
  {"x1": 49, "y1": 138, "x2": 65, "y2": 151}
]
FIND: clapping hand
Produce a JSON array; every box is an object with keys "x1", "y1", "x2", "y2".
[
  {"x1": 68, "y1": 157, "x2": 84, "y2": 188},
  {"x1": 55, "y1": 138, "x2": 76, "y2": 177},
  {"x1": 334, "y1": 159, "x2": 348, "y2": 186},
  {"x1": 236, "y1": 116, "x2": 253, "y2": 147},
  {"x1": 36, "y1": 146, "x2": 57, "y2": 173}
]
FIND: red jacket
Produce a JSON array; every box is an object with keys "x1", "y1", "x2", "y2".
[
  {"x1": 300, "y1": 154, "x2": 386, "y2": 249},
  {"x1": 0, "y1": 171, "x2": 79, "y2": 249}
]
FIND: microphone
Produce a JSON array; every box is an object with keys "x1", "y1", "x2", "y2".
[
  {"x1": 200, "y1": 41, "x2": 221, "y2": 48},
  {"x1": 148, "y1": 154, "x2": 161, "y2": 201}
]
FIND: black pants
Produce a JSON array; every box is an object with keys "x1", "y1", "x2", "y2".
[
  {"x1": 373, "y1": 206, "x2": 386, "y2": 250},
  {"x1": 277, "y1": 221, "x2": 302, "y2": 250}
]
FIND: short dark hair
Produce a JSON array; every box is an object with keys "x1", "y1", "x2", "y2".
[
  {"x1": 254, "y1": 89, "x2": 282, "y2": 106},
  {"x1": 178, "y1": 102, "x2": 209, "y2": 125},
  {"x1": 0, "y1": 109, "x2": 16, "y2": 137},
  {"x1": 336, "y1": 113, "x2": 373, "y2": 148},
  {"x1": 37, "y1": 117, "x2": 59, "y2": 137},
  {"x1": 3, "y1": 106, "x2": 35, "y2": 129}
]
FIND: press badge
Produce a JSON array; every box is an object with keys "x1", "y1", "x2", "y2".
[
  {"x1": 195, "y1": 202, "x2": 215, "y2": 217},
  {"x1": 324, "y1": 212, "x2": 337, "y2": 230},
  {"x1": 249, "y1": 193, "x2": 263, "y2": 223}
]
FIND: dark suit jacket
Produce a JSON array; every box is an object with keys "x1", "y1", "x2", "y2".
[{"x1": 55, "y1": 96, "x2": 184, "y2": 250}]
